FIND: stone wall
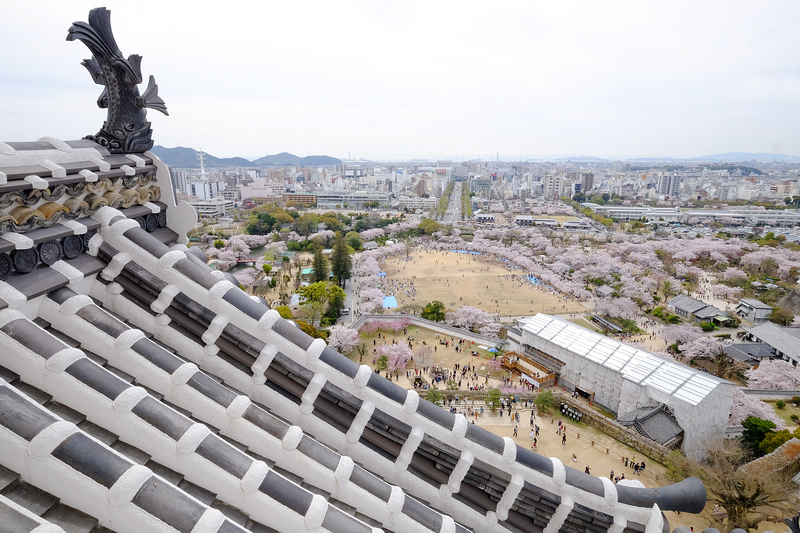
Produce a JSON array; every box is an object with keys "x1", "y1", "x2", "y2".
[
  {"x1": 742, "y1": 389, "x2": 800, "y2": 400},
  {"x1": 423, "y1": 388, "x2": 675, "y2": 466},
  {"x1": 352, "y1": 313, "x2": 506, "y2": 347},
  {"x1": 555, "y1": 393, "x2": 674, "y2": 465}
]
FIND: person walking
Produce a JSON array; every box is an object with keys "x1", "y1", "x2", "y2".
[
  {"x1": 513, "y1": 426, "x2": 518, "y2": 437},
  {"x1": 562, "y1": 433, "x2": 566, "y2": 445},
  {"x1": 610, "y1": 470, "x2": 614, "y2": 481}
]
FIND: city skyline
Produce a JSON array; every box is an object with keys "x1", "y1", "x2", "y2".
[{"x1": 1, "y1": 1, "x2": 799, "y2": 161}]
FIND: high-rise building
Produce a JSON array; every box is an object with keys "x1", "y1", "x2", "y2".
[
  {"x1": 580, "y1": 172, "x2": 595, "y2": 193},
  {"x1": 170, "y1": 168, "x2": 188, "y2": 194},
  {"x1": 657, "y1": 173, "x2": 681, "y2": 197},
  {"x1": 542, "y1": 174, "x2": 564, "y2": 199}
]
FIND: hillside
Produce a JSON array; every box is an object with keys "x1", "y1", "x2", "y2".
[
  {"x1": 251, "y1": 152, "x2": 342, "y2": 167},
  {"x1": 151, "y1": 146, "x2": 341, "y2": 168},
  {"x1": 692, "y1": 152, "x2": 800, "y2": 162}
]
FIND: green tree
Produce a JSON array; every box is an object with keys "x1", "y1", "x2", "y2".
[
  {"x1": 535, "y1": 390, "x2": 557, "y2": 415},
  {"x1": 330, "y1": 233, "x2": 353, "y2": 288},
  {"x1": 421, "y1": 301, "x2": 446, "y2": 322},
  {"x1": 323, "y1": 287, "x2": 346, "y2": 324},
  {"x1": 486, "y1": 388, "x2": 502, "y2": 412},
  {"x1": 759, "y1": 428, "x2": 800, "y2": 455},
  {"x1": 376, "y1": 355, "x2": 388, "y2": 370},
  {"x1": 741, "y1": 416, "x2": 777, "y2": 457},
  {"x1": 417, "y1": 218, "x2": 441, "y2": 235},
  {"x1": 311, "y1": 246, "x2": 329, "y2": 283},
  {"x1": 295, "y1": 319, "x2": 329, "y2": 340},
  {"x1": 769, "y1": 307, "x2": 794, "y2": 326},
  {"x1": 274, "y1": 305, "x2": 293, "y2": 319},
  {"x1": 426, "y1": 386, "x2": 442, "y2": 405},
  {"x1": 297, "y1": 281, "x2": 346, "y2": 326},
  {"x1": 296, "y1": 281, "x2": 345, "y2": 306}
]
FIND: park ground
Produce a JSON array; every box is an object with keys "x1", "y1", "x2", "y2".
[{"x1": 378, "y1": 249, "x2": 587, "y2": 317}]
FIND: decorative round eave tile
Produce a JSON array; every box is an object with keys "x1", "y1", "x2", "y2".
[
  {"x1": 83, "y1": 229, "x2": 97, "y2": 249},
  {"x1": 39, "y1": 240, "x2": 63, "y2": 265},
  {"x1": 12, "y1": 248, "x2": 39, "y2": 273},
  {"x1": 145, "y1": 213, "x2": 159, "y2": 232},
  {"x1": 63, "y1": 235, "x2": 84, "y2": 259},
  {"x1": 0, "y1": 253, "x2": 12, "y2": 280}
]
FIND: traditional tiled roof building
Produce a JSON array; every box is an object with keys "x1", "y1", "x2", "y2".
[{"x1": 0, "y1": 8, "x2": 707, "y2": 533}]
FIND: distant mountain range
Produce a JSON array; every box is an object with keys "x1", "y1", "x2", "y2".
[
  {"x1": 559, "y1": 152, "x2": 800, "y2": 163},
  {"x1": 150, "y1": 146, "x2": 342, "y2": 168},
  {"x1": 689, "y1": 152, "x2": 800, "y2": 162}
]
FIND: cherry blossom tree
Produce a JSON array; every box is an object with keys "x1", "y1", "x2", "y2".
[
  {"x1": 359, "y1": 320, "x2": 390, "y2": 334},
  {"x1": 728, "y1": 388, "x2": 785, "y2": 428},
  {"x1": 284, "y1": 231, "x2": 303, "y2": 243},
  {"x1": 385, "y1": 221, "x2": 417, "y2": 235},
  {"x1": 233, "y1": 268, "x2": 259, "y2": 287},
  {"x1": 360, "y1": 228, "x2": 385, "y2": 241},
  {"x1": 355, "y1": 257, "x2": 381, "y2": 277},
  {"x1": 415, "y1": 346, "x2": 434, "y2": 367},
  {"x1": 450, "y1": 305, "x2": 502, "y2": 337},
  {"x1": 389, "y1": 318, "x2": 412, "y2": 332},
  {"x1": 595, "y1": 297, "x2": 639, "y2": 319},
  {"x1": 722, "y1": 267, "x2": 747, "y2": 282},
  {"x1": 326, "y1": 326, "x2": 361, "y2": 354},
  {"x1": 360, "y1": 288, "x2": 384, "y2": 313},
  {"x1": 479, "y1": 321, "x2": 503, "y2": 337},
  {"x1": 488, "y1": 358, "x2": 503, "y2": 373},
  {"x1": 265, "y1": 241, "x2": 287, "y2": 256},
  {"x1": 358, "y1": 275, "x2": 381, "y2": 290},
  {"x1": 710, "y1": 284, "x2": 743, "y2": 300},
  {"x1": 745, "y1": 360, "x2": 800, "y2": 390},
  {"x1": 378, "y1": 344, "x2": 413, "y2": 371},
  {"x1": 678, "y1": 336, "x2": 725, "y2": 360},
  {"x1": 308, "y1": 230, "x2": 335, "y2": 245},
  {"x1": 662, "y1": 324, "x2": 705, "y2": 346},
  {"x1": 451, "y1": 305, "x2": 491, "y2": 329}
]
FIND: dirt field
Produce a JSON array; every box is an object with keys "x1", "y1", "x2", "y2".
[
  {"x1": 359, "y1": 325, "x2": 496, "y2": 372},
  {"x1": 379, "y1": 249, "x2": 587, "y2": 317}
]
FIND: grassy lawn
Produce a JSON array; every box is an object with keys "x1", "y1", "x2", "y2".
[{"x1": 765, "y1": 399, "x2": 800, "y2": 428}]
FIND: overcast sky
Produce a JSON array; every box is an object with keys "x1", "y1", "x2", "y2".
[{"x1": 1, "y1": 1, "x2": 799, "y2": 161}]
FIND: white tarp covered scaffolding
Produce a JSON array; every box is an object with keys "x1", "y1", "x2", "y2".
[{"x1": 518, "y1": 314, "x2": 735, "y2": 459}]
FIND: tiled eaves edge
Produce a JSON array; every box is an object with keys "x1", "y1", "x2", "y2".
[
  {"x1": 0, "y1": 373, "x2": 251, "y2": 533},
  {"x1": 90, "y1": 206, "x2": 670, "y2": 532},
  {"x1": 35, "y1": 291, "x2": 443, "y2": 533},
  {"x1": 0, "y1": 307, "x2": 381, "y2": 533}
]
